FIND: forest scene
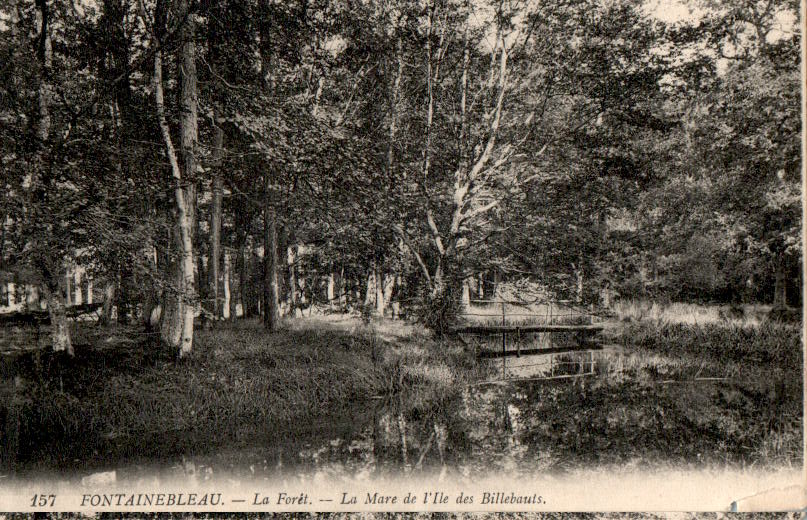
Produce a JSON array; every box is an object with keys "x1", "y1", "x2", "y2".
[{"x1": 0, "y1": 0, "x2": 802, "y2": 487}]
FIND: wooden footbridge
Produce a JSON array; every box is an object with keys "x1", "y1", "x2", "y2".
[{"x1": 452, "y1": 299, "x2": 609, "y2": 380}]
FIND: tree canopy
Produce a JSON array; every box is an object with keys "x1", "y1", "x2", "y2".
[{"x1": 0, "y1": 0, "x2": 800, "y2": 353}]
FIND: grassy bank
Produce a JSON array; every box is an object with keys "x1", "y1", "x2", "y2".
[{"x1": 9, "y1": 318, "x2": 481, "y2": 472}]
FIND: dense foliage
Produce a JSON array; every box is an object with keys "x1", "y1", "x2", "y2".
[{"x1": 0, "y1": 0, "x2": 800, "y2": 345}]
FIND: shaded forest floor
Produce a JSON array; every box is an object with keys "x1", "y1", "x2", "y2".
[{"x1": 1, "y1": 311, "x2": 801, "y2": 482}]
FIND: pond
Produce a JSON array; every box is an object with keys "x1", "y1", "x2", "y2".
[
  {"x1": 8, "y1": 360, "x2": 581, "y2": 485},
  {"x1": 4, "y1": 342, "x2": 801, "y2": 487}
]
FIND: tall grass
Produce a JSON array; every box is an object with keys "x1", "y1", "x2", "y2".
[
  {"x1": 621, "y1": 321, "x2": 802, "y2": 369},
  {"x1": 612, "y1": 300, "x2": 771, "y2": 326}
]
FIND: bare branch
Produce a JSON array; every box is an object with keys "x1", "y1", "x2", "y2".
[
  {"x1": 462, "y1": 200, "x2": 499, "y2": 224},
  {"x1": 426, "y1": 208, "x2": 445, "y2": 256},
  {"x1": 468, "y1": 32, "x2": 508, "y2": 183}
]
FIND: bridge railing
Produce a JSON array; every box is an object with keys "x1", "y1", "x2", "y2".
[
  {"x1": 459, "y1": 299, "x2": 605, "y2": 326},
  {"x1": 455, "y1": 299, "x2": 609, "y2": 380}
]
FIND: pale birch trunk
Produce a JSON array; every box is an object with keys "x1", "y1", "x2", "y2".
[
  {"x1": 73, "y1": 268, "x2": 82, "y2": 306},
  {"x1": 287, "y1": 245, "x2": 298, "y2": 317},
  {"x1": 299, "y1": 276, "x2": 307, "y2": 307},
  {"x1": 99, "y1": 280, "x2": 115, "y2": 325},
  {"x1": 461, "y1": 278, "x2": 471, "y2": 309},
  {"x1": 223, "y1": 252, "x2": 231, "y2": 319},
  {"x1": 391, "y1": 275, "x2": 402, "y2": 318},
  {"x1": 327, "y1": 271, "x2": 335, "y2": 309},
  {"x1": 238, "y1": 242, "x2": 248, "y2": 318},
  {"x1": 364, "y1": 270, "x2": 376, "y2": 307},
  {"x1": 176, "y1": 4, "x2": 197, "y2": 356},
  {"x1": 339, "y1": 267, "x2": 346, "y2": 308},
  {"x1": 374, "y1": 267, "x2": 385, "y2": 316},
  {"x1": 575, "y1": 267, "x2": 584, "y2": 305},
  {"x1": 380, "y1": 274, "x2": 395, "y2": 317},
  {"x1": 141, "y1": 0, "x2": 196, "y2": 356},
  {"x1": 44, "y1": 287, "x2": 73, "y2": 356},
  {"x1": 65, "y1": 269, "x2": 72, "y2": 306}
]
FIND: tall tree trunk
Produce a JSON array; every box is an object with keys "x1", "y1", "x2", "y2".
[
  {"x1": 65, "y1": 268, "x2": 72, "y2": 306},
  {"x1": 575, "y1": 267, "x2": 584, "y2": 305},
  {"x1": 381, "y1": 274, "x2": 395, "y2": 317},
  {"x1": 238, "y1": 242, "x2": 248, "y2": 318},
  {"x1": 773, "y1": 254, "x2": 787, "y2": 309},
  {"x1": 391, "y1": 275, "x2": 402, "y2": 318},
  {"x1": 73, "y1": 268, "x2": 82, "y2": 305},
  {"x1": 327, "y1": 270, "x2": 335, "y2": 310},
  {"x1": 36, "y1": 0, "x2": 71, "y2": 355},
  {"x1": 141, "y1": 241, "x2": 158, "y2": 330},
  {"x1": 263, "y1": 182, "x2": 280, "y2": 331},
  {"x1": 197, "y1": 240, "x2": 207, "y2": 323},
  {"x1": 207, "y1": 3, "x2": 224, "y2": 321},
  {"x1": 117, "y1": 265, "x2": 131, "y2": 324},
  {"x1": 44, "y1": 286, "x2": 73, "y2": 356},
  {"x1": 287, "y1": 245, "x2": 298, "y2": 317},
  {"x1": 209, "y1": 124, "x2": 223, "y2": 320},
  {"x1": 142, "y1": 0, "x2": 197, "y2": 356},
  {"x1": 36, "y1": 0, "x2": 51, "y2": 144},
  {"x1": 142, "y1": 287, "x2": 157, "y2": 331},
  {"x1": 365, "y1": 269, "x2": 376, "y2": 307},
  {"x1": 339, "y1": 266, "x2": 346, "y2": 308},
  {"x1": 175, "y1": 0, "x2": 197, "y2": 355},
  {"x1": 99, "y1": 280, "x2": 115, "y2": 326},
  {"x1": 374, "y1": 266, "x2": 385, "y2": 316},
  {"x1": 230, "y1": 251, "x2": 239, "y2": 320},
  {"x1": 223, "y1": 251, "x2": 231, "y2": 319},
  {"x1": 461, "y1": 277, "x2": 471, "y2": 309}
]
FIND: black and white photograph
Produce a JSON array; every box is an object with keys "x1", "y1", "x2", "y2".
[{"x1": 0, "y1": 0, "x2": 802, "y2": 512}]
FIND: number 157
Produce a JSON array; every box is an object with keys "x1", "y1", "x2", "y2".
[{"x1": 30, "y1": 494, "x2": 56, "y2": 507}]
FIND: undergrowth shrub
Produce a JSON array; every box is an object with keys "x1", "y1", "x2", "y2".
[{"x1": 412, "y1": 287, "x2": 462, "y2": 337}]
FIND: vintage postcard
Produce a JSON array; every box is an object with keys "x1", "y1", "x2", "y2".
[{"x1": 0, "y1": 0, "x2": 803, "y2": 513}]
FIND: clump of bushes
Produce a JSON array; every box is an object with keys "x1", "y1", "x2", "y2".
[{"x1": 411, "y1": 286, "x2": 463, "y2": 337}]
